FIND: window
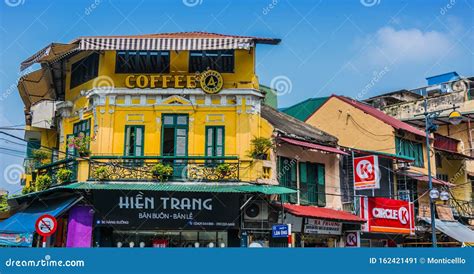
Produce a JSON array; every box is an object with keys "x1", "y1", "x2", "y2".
[
  {"x1": 299, "y1": 162, "x2": 326, "y2": 206},
  {"x1": 435, "y1": 153, "x2": 443, "y2": 168},
  {"x1": 205, "y1": 126, "x2": 224, "y2": 157},
  {"x1": 277, "y1": 156, "x2": 297, "y2": 203},
  {"x1": 73, "y1": 119, "x2": 91, "y2": 138},
  {"x1": 70, "y1": 53, "x2": 99, "y2": 88},
  {"x1": 395, "y1": 137, "x2": 424, "y2": 167},
  {"x1": 189, "y1": 50, "x2": 234, "y2": 73},
  {"x1": 26, "y1": 139, "x2": 41, "y2": 158},
  {"x1": 124, "y1": 126, "x2": 144, "y2": 156},
  {"x1": 115, "y1": 51, "x2": 170, "y2": 73}
]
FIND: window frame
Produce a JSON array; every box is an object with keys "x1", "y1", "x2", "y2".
[
  {"x1": 396, "y1": 137, "x2": 424, "y2": 168},
  {"x1": 188, "y1": 50, "x2": 235, "y2": 73},
  {"x1": 70, "y1": 53, "x2": 99, "y2": 89},
  {"x1": 115, "y1": 50, "x2": 170, "y2": 74},
  {"x1": 124, "y1": 125, "x2": 145, "y2": 157},
  {"x1": 205, "y1": 126, "x2": 225, "y2": 157}
]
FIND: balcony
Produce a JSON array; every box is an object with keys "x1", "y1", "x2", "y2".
[
  {"x1": 88, "y1": 156, "x2": 240, "y2": 182},
  {"x1": 35, "y1": 157, "x2": 78, "y2": 186}
]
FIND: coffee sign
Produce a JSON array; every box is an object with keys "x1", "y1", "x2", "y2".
[
  {"x1": 124, "y1": 69, "x2": 223, "y2": 94},
  {"x1": 93, "y1": 190, "x2": 239, "y2": 230}
]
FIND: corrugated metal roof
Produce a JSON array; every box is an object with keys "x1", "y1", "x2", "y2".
[
  {"x1": 61, "y1": 182, "x2": 296, "y2": 194},
  {"x1": 334, "y1": 95, "x2": 426, "y2": 138},
  {"x1": 282, "y1": 203, "x2": 366, "y2": 223},
  {"x1": 282, "y1": 97, "x2": 329, "y2": 121}
]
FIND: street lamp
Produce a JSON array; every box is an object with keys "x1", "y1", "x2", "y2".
[{"x1": 420, "y1": 99, "x2": 460, "y2": 248}]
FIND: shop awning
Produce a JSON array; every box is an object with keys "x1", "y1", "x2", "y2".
[
  {"x1": 20, "y1": 43, "x2": 79, "y2": 71},
  {"x1": 279, "y1": 137, "x2": 349, "y2": 155},
  {"x1": 420, "y1": 218, "x2": 474, "y2": 244},
  {"x1": 397, "y1": 172, "x2": 455, "y2": 187},
  {"x1": 0, "y1": 196, "x2": 80, "y2": 234},
  {"x1": 282, "y1": 203, "x2": 366, "y2": 223},
  {"x1": 435, "y1": 148, "x2": 474, "y2": 160},
  {"x1": 17, "y1": 68, "x2": 55, "y2": 107},
  {"x1": 61, "y1": 182, "x2": 297, "y2": 195}
]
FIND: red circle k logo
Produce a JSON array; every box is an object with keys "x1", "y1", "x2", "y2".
[{"x1": 398, "y1": 207, "x2": 409, "y2": 225}]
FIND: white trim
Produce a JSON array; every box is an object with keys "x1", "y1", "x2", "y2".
[{"x1": 86, "y1": 88, "x2": 264, "y2": 98}]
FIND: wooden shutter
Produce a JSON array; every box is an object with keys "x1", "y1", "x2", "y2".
[
  {"x1": 317, "y1": 164, "x2": 326, "y2": 207},
  {"x1": 124, "y1": 126, "x2": 131, "y2": 156}
]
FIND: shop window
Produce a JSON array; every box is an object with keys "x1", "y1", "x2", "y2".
[
  {"x1": 395, "y1": 137, "x2": 424, "y2": 167},
  {"x1": 115, "y1": 51, "x2": 170, "y2": 74},
  {"x1": 189, "y1": 50, "x2": 234, "y2": 73},
  {"x1": 124, "y1": 125, "x2": 144, "y2": 156},
  {"x1": 299, "y1": 162, "x2": 326, "y2": 207},
  {"x1": 70, "y1": 53, "x2": 99, "y2": 89},
  {"x1": 277, "y1": 156, "x2": 297, "y2": 203}
]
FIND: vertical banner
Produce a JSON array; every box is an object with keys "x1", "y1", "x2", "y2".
[{"x1": 353, "y1": 155, "x2": 380, "y2": 190}]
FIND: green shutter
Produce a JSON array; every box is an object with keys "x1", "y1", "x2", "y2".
[
  {"x1": 299, "y1": 162, "x2": 307, "y2": 184},
  {"x1": 135, "y1": 126, "x2": 144, "y2": 156},
  {"x1": 317, "y1": 164, "x2": 326, "y2": 207},
  {"x1": 124, "y1": 126, "x2": 131, "y2": 156}
]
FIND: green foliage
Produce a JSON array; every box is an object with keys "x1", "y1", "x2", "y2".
[
  {"x1": 0, "y1": 195, "x2": 9, "y2": 212},
  {"x1": 21, "y1": 185, "x2": 35, "y2": 195},
  {"x1": 216, "y1": 163, "x2": 231, "y2": 176},
  {"x1": 32, "y1": 149, "x2": 49, "y2": 161},
  {"x1": 249, "y1": 137, "x2": 273, "y2": 159},
  {"x1": 56, "y1": 168, "x2": 73, "y2": 184},
  {"x1": 35, "y1": 174, "x2": 52, "y2": 191},
  {"x1": 151, "y1": 163, "x2": 173, "y2": 182},
  {"x1": 93, "y1": 166, "x2": 109, "y2": 181},
  {"x1": 68, "y1": 134, "x2": 91, "y2": 156}
]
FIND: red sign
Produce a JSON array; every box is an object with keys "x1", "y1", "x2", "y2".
[
  {"x1": 359, "y1": 197, "x2": 415, "y2": 235},
  {"x1": 353, "y1": 155, "x2": 380, "y2": 190},
  {"x1": 35, "y1": 214, "x2": 57, "y2": 237}
]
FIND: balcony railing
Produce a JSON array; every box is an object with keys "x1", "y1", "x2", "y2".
[
  {"x1": 35, "y1": 157, "x2": 78, "y2": 186},
  {"x1": 88, "y1": 155, "x2": 240, "y2": 182}
]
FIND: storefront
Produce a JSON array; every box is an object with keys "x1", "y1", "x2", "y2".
[
  {"x1": 359, "y1": 197, "x2": 415, "y2": 247},
  {"x1": 280, "y1": 203, "x2": 365, "y2": 248}
]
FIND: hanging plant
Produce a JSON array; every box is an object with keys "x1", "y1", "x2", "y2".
[
  {"x1": 151, "y1": 163, "x2": 173, "y2": 182},
  {"x1": 248, "y1": 137, "x2": 273, "y2": 160},
  {"x1": 67, "y1": 133, "x2": 92, "y2": 157},
  {"x1": 32, "y1": 149, "x2": 49, "y2": 164},
  {"x1": 56, "y1": 168, "x2": 73, "y2": 184}
]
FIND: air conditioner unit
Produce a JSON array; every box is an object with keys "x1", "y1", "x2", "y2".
[{"x1": 244, "y1": 201, "x2": 269, "y2": 222}]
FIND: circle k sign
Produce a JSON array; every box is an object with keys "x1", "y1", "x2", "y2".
[{"x1": 35, "y1": 214, "x2": 57, "y2": 237}]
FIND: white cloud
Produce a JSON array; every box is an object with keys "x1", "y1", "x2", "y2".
[{"x1": 362, "y1": 27, "x2": 455, "y2": 66}]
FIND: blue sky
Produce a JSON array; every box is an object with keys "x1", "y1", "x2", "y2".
[{"x1": 0, "y1": 0, "x2": 473, "y2": 194}]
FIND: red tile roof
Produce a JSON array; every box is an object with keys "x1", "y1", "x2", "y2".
[
  {"x1": 333, "y1": 95, "x2": 426, "y2": 138},
  {"x1": 279, "y1": 137, "x2": 348, "y2": 155},
  {"x1": 282, "y1": 203, "x2": 366, "y2": 223}
]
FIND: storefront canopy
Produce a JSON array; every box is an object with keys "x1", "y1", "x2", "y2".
[
  {"x1": 0, "y1": 196, "x2": 80, "y2": 234},
  {"x1": 348, "y1": 148, "x2": 415, "y2": 162},
  {"x1": 397, "y1": 172, "x2": 455, "y2": 187},
  {"x1": 282, "y1": 203, "x2": 366, "y2": 224},
  {"x1": 61, "y1": 182, "x2": 297, "y2": 195},
  {"x1": 279, "y1": 137, "x2": 349, "y2": 156},
  {"x1": 420, "y1": 217, "x2": 474, "y2": 244}
]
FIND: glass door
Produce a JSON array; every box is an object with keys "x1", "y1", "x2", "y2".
[{"x1": 161, "y1": 114, "x2": 188, "y2": 179}]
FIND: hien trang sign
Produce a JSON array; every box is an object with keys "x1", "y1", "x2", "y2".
[
  {"x1": 124, "y1": 69, "x2": 223, "y2": 94},
  {"x1": 353, "y1": 155, "x2": 380, "y2": 190}
]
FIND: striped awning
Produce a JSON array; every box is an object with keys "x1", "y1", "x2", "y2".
[
  {"x1": 79, "y1": 37, "x2": 255, "y2": 51},
  {"x1": 20, "y1": 43, "x2": 79, "y2": 71}
]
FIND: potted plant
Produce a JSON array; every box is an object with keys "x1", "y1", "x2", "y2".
[
  {"x1": 151, "y1": 163, "x2": 173, "y2": 182},
  {"x1": 216, "y1": 163, "x2": 231, "y2": 178},
  {"x1": 31, "y1": 149, "x2": 49, "y2": 165},
  {"x1": 93, "y1": 166, "x2": 109, "y2": 181},
  {"x1": 35, "y1": 174, "x2": 52, "y2": 191},
  {"x1": 56, "y1": 168, "x2": 73, "y2": 184},
  {"x1": 21, "y1": 185, "x2": 35, "y2": 195},
  {"x1": 68, "y1": 133, "x2": 92, "y2": 157},
  {"x1": 249, "y1": 137, "x2": 273, "y2": 160}
]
